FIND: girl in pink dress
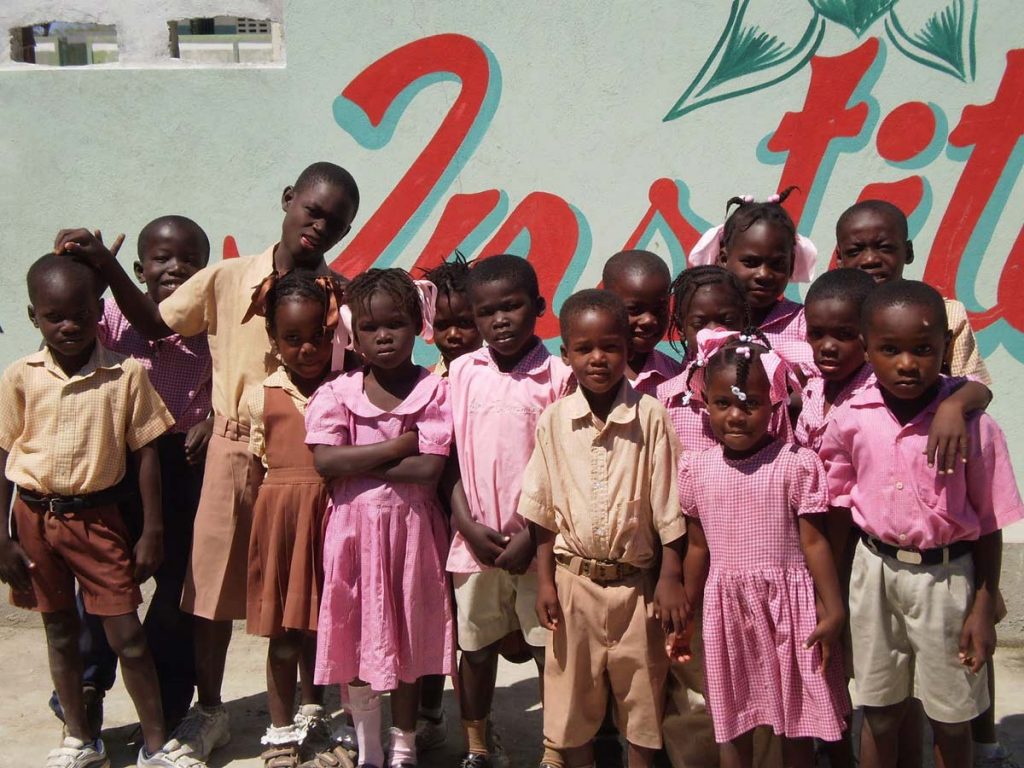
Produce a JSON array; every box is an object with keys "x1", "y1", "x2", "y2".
[
  {"x1": 305, "y1": 269, "x2": 454, "y2": 768},
  {"x1": 675, "y1": 332, "x2": 849, "y2": 768}
]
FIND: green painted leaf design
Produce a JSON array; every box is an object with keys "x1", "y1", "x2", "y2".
[
  {"x1": 665, "y1": 0, "x2": 825, "y2": 121},
  {"x1": 885, "y1": 0, "x2": 977, "y2": 81},
  {"x1": 808, "y1": 0, "x2": 899, "y2": 36}
]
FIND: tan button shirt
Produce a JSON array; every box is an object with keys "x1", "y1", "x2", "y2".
[
  {"x1": 518, "y1": 381, "x2": 685, "y2": 570},
  {"x1": 944, "y1": 298, "x2": 991, "y2": 385},
  {"x1": 0, "y1": 343, "x2": 174, "y2": 495},
  {"x1": 159, "y1": 245, "x2": 278, "y2": 427}
]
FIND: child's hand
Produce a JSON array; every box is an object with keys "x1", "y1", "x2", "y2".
[
  {"x1": 0, "y1": 538, "x2": 35, "y2": 592},
  {"x1": 926, "y1": 399, "x2": 970, "y2": 475},
  {"x1": 653, "y1": 576, "x2": 689, "y2": 639},
  {"x1": 133, "y1": 531, "x2": 164, "y2": 584},
  {"x1": 665, "y1": 625, "x2": 694, "y2": 663},
  {"x1": 494, "y1": 527, "x2": 535, "y2": 575},
  {"x1": 462, "y1": 520, "x2": 509, "y2": 567},
  {"x1": 959, "y1": 607, "x2": 996, "y2": 674},
  {"x1": 184, "y1": 417, "x2": 214, "y2": 466},
  {"x1": 805, "y1": 609, "x2": 844, "y2": 674},
  {"x1": 535, "y1": 581, "x2": 560, "y2": 630},
  {"x1": 54, "y1": 228, "x2": 124, "y2": 270}
]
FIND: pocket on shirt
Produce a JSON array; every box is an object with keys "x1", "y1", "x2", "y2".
[{"x1": 912, "y1": 473, "x2": 950, "y2": 513}]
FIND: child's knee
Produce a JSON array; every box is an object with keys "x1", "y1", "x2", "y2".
[
  {"x1": 42, "y1": 610, "x2": 81, "y2": 652},
  {"x1": 269, "y1": 632, "x2": 303, "y2": 661},
  {"x1": 461, "y1": 644, "x2": 499, "y2": 667},
  {"x1": 104, "y1": 615, "x2": 148, "y2": 659},
  {"x1": 931, "y1": 719, "x2": 971, "y2": 742},
  {"x1": 862, "y1": 702, "x2": 908, "y2": 737}
]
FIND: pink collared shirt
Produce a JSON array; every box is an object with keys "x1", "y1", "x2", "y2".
[
  {"x1": 795, "y1": 365, "x2": 875, "y2": 453},
  {"x1": 820, "y1": 377, "x2": 1024, "y2": 549},
  {"x1": 760, "y1": 298, "x2": 815, "y2": 374},
  {"x1": 99, "y1": 302, "x2": 212, "y2": 434},
  {"x1": 446, "y1": 341, "x2": 574, "y2": 573},
  {"x1": 631, "y1": 348, "x2": 683, "y2": 397}
]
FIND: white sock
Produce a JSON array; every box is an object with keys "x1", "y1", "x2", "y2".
[
  {"x1": 348, "y1": 684, "x2": 384, "y2": 767},
  {"x1": 389, "y1": 726, "x2": 416, "y2": 766}
]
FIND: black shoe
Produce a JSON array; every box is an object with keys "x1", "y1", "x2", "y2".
[{"x1": 460, "y1": 753, "x2": 492, "y2": 768}]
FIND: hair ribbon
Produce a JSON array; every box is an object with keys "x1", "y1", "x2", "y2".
[{"x1": 242, "y1": 270, "x2": 279, "y2": 323}]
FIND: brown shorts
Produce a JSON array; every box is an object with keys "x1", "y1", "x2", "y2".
[
  {"x1": 180, "y1": 417, "x2": 261, "y2": 621},
  {"x1": 10, "y1": 497, "x2": 141, "y2": 616},
  {"x1": 544, "y1": 566, "x2": 668, "y2": 750}
]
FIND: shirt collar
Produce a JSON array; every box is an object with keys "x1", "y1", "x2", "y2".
[
  {"x1": 760, "y1": 297, "x2": 803, "y2": 330},
  {"x1": 479, "y1": 337, "x2": 551, "y2": 376},
  {"x1": 853, "y1": 375, "x2": 962, "y2": 423},
  {"x1": 634, "y1": 349, "x2": 680, "y2": 384},
  {"x1": 566, "y1": 378, "x2": 639, "y2": 427},
  {"x1": 264, "y1": 366, "x2": 311, "y2": 404},
  {"x1": 28, "y1": 341, "x2": 123, "y2": 381},
  {"x1": 657, "y1": 369, "x2": 691, "y2": 403}
]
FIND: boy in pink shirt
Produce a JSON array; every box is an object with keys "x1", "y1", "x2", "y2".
[
  {"x1": 601, "y1": 250, "x2": 681, "y2": 396},
  {"x1": 447, "y1": 254, "x2": 572, "y2": 768},
  {"x1": 820, "y1": 280, "x2": 1023, "y2": 768}
]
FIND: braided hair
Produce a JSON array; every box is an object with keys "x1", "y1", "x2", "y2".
[
  {"x1": 423, "y1": 250, "x2": 472, "y2": 304},
  {"x1": 679, "y1": 326, "x2": 772, "y2": 405},
  {"x1": 667, "y1": 265, "x2": 750, "y2": 355},
  {"x1": 264, "y1": 269, "x2": 331, "y2": 332},
  {"x1": 345, "y1": 268, "x2": 424, "y2": 334},
  {"x1": 721, "y1": 186, "x2": 799, "y2": 274}
]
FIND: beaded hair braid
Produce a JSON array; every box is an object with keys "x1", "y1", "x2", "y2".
[
  {"x1": 678, "y1": 326, "x2": 772, "y2": 405},
  {"x1": 345, "y1": 268, "x2": 424, "y2": 334},
  {"x1": 667, "y1": 265, "x2": 750, "y2": 355}
]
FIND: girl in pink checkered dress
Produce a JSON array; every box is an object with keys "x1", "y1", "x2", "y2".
[{"x1": 674, "y1": 332, "x2": 849, "y2": 767}]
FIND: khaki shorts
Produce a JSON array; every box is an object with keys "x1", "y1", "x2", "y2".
[
  {"x1": 544, "y1": 567, "x2": 668, "y2": 750},
  {"x1": 849, "y1": 539, "x2": 989, "y2": 724},
  {"x1": 452, "y1": 569, "x2": 545, "y2": 651}
]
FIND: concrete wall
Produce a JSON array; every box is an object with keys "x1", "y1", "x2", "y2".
[{"x1": 2, "y1": 1, "x2": 1023, "y2": 635}]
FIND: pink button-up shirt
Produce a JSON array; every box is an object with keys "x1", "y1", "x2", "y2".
[
  {"x1": 760, "y1": 298, "x2": 815, "y2": 375},
  {"x1": 631, "y1": 348, "x2": 683, "y2": 397},
  {"x1": 795, "y1": 365, "x2": 875, "y2": 453},
  {"x1": 446, "y1": 341, "x2": 574, "y2": 573},
  {"x1": 820, "y1": 377, "x2": 1024, "y2": 549}
]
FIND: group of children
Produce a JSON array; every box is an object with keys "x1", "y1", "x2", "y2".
[{"x1": 1, "y1": 164, "x2": 1021, "y2": 768}]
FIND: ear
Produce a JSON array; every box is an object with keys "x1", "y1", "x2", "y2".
[
  {"x1": 27, "y1": 305, "x2": 37, "y2": 327},
  {"x1": 535, "y1": 296, "x2": 547, "y2": 317},
  {"x1": 904, "y1": 240, "x2": 915, "y2": 266},
  {"x1": 560, "y1": 343, "x2": 569, "y2": 366},
  {"x1": 860, "y1": 333, "x2": 870, "y2": 362},
  {"x1": 831, "y1": 245, "x2": 840, "y2": 265},
  {"x1": 281, "y1": 185, "x2": 295, "y2": 212},
  {"x1": 133, "y1": 261, "x2": 145, "y2": 283},
  {"x1": 97, "y1": 297, "x2": 104, "y2": 316},
  {"x1": 717, "y1": 246, "x2": 728, "y2": 266}
]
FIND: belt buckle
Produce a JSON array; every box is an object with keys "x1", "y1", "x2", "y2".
[{"x1": 896, "y1": 548, "x2": 923, "y2": 565}]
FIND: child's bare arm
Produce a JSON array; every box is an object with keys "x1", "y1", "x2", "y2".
[
  {"x1": 927, "y1": 380, "x2": 992, "y2": 474},
  {"x1": 132, "y1": 441, "x2": 164, "y2": 584},
  {"x1": 369, "y1": 454, "x2": 446, "y2": 486},
  {"x1": 799, "y1": 514, "x2": 845, "y2": 672},
  {"x1": 55, "y1": 228, "x2": 173, "y2": 340},
  {"x1": 312, "y1": 431, "x2": 419, "y2": 478},
  {"x1": 826, "y1": 505, "x2": 853, "y2": 572},
  {"x1": 532, "y1": 523, "x2": 560, "y2": 630},
  {"x1": 448, "y1": 470, "x2": 508, "y2": 567},
  {"x1": 0, "y1": 450, "x2": 34, "y2": 592},
  {"x1": 960, "y1": 530, "x2": 1000, "y2": 673},
  {"x1": 654, "y1": 535, "x2": 688, "y2": 638},
  {"x1": 682, "y1": 518, "x2": 709, "y2": 610}
]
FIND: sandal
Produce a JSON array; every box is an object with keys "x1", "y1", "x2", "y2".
[
  {"x1": 298, "y1": 746, "x2": 356, "y2": 768},
  {"x1": 263, "y1": 744, "x2": 301, "y2": 768}
]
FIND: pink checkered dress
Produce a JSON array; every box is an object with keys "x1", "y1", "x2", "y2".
[
  {"x1": 759, "y1": 298, "x2": 815, "y2": 375},
  {"x1": 680, "y1": 441, "x2": 850, "y2": 743},
  {"x1": 631, "y1": 348, "x2": 683, "y2": 397}
]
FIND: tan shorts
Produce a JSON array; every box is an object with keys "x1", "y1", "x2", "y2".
[
  {"x1": 180, "y1": 418, "x2": 261, "y2": 621},
  {"x1": 849, "y1": 539, "x2": 989, "y2": 723},
  {"x1": 10, "y1": 498, "x2": 141, "y2": 616},
  {"x1": 544, "y1": 567, "x2": 668, "y2": 750},
  {"x1": 452, "y1": 568, "x2": 545, "y2": 651}
]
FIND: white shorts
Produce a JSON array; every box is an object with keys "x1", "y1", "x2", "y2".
[
  {"x1": 849, "y1": 539, "x2": 989, "y2": 723},
  {"x1": 452, "y1": 569, "x2": 545, "y2": 652}
]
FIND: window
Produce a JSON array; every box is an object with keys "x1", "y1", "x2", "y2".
[{"x1": 9, "y1": 22, "x2": 118, "y2": 66}]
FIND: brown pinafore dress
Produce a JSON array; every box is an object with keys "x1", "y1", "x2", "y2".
[{"x1": 246, "y1": 386, "x2": 328, "y2": 637}]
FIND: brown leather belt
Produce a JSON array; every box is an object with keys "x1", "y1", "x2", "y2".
[{"x1": 555, "y1": 553, "x2": 641, "y2": 584}]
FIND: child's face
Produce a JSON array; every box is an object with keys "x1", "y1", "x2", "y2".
[
  {"x1": 805, "y1": 297, "x2": 864, "y2": 382},
  {"x1": 560, "y1": 308, "x2": 628, "y2": 396},
  {"x1": 29, "y1": 277, "x2": 102, "y2": 365},
  {"x1": 719, "y1": 220, "x2": 792, "y2": 310},
  {"x1": 280, "y1": 181, "x2": 356, "y2": 264},
  {"x1": 433, "y1": 291, "x2": 482, "y2": 365},
  {"x1": 681, "y1": 283, "x2": 746, "y2": 354},
  {"x1": 836, "y1": 210, "x2": 912, "y2": 284},
  {"x1": 469, "y1": 278, "x2": 545, "y2": 365},
  {"x1": 352, "y1": 291, "x2": 417, "y2": 370},
  {"x1": 863, "y1": 304, "x2": 949, "y2": 402},
  {"x1": 604, "y1": 270, "x2": 670, "y2": 358},
  {"x1": 269, "y1": 297, "x2": 333, "y2": 384},
  {"x1": 704, "y1": 359, "x2": 774, "y2": 454},
  {"x1": 135, "y1": 224, "x2": 209, "y2": 303}
]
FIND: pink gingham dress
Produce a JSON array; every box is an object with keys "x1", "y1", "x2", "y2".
[
  {"x1": 759, "y1": 298, "x2": 816, "y2": 375},
  {"x1": 305, "y1": 368, "x2": 455, "y2": 690},
  {"x1": 680, "y1": 440, "x2": 850, "y2": 742}
]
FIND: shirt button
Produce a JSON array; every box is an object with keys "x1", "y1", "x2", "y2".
[
  {"x1": 899, "y1": 533, "x2": 907, "y2": 542},
  {"x1": 895, "y1": 481, "x2": 904, "y2": 490}
]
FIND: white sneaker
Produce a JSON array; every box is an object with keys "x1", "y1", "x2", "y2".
[
  {"x1": 162, "y1": 704, "x2": 230, "y2": 762},
  {"x1": 136, "y1": 745, "x2": 206, "y2": 767},
  {"x1": 45, "y1": 737, "x2": 110, "y2": 768},
  {"x1": 414, "y1": 710, "x2": 447, "y2": 751}
]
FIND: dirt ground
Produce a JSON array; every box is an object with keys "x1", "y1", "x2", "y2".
[{"x1": 3, "y1": 598, "x2": 1023, "y2": 768}]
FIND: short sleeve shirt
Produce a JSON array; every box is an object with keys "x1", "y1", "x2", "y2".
[
  {"x1": 0, "y1": 343, "x2": 174, "y2": 495},
  {"x1": 631, "y1": 349, "x2": 683, "y2": 398},
  {"x1": 943, "y1": 298, "x2": 991, "y2": 385}
]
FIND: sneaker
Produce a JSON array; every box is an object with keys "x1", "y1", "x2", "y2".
[
  {"x1": 45, "y1": 737, "x2": 110, "y2": 768},
  {"x1": 976, "y1": 747, "x2": 1022, "y2": 768},
  {"x1": 459, "y1": 755, "x2": 491, "y2": 768},
  {"x1": 414, "y1": 710, "x2": 447, "y2": 752},
  {"x1": 296, "y1": 705, "x2": 334, "y2": 759},
  {"x1": 136, "y1": 746, "x2": 205, "y2": 767},
  {"x1": 162, "y1": 704, "x2": 230, "y2": 762}
]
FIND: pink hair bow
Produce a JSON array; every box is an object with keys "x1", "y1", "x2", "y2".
[
  {"x1": 686, "y1": 327, "x2": 795, "y2": 406},
  {"x1": 686, "y1": 226, "x2": 819, "y2": 285},
  {"x1": 331, "y1": 278, "x2": 438, "y2": 355}
]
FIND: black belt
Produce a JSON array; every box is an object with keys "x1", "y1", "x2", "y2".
[
  {"x1": 19, "y1": 485, "x2": 131, "y2": 516},
  {"x1": 860, "y1": 531, "x2": 972, "y2": 566}
]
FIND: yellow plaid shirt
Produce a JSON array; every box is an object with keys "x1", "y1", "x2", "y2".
[
  {"x1": 0, "y1": 343, "x2": 173, "y2": 495},
  {"x1": 944, "y1": 298, "x2": 991, "y2": 385}
]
